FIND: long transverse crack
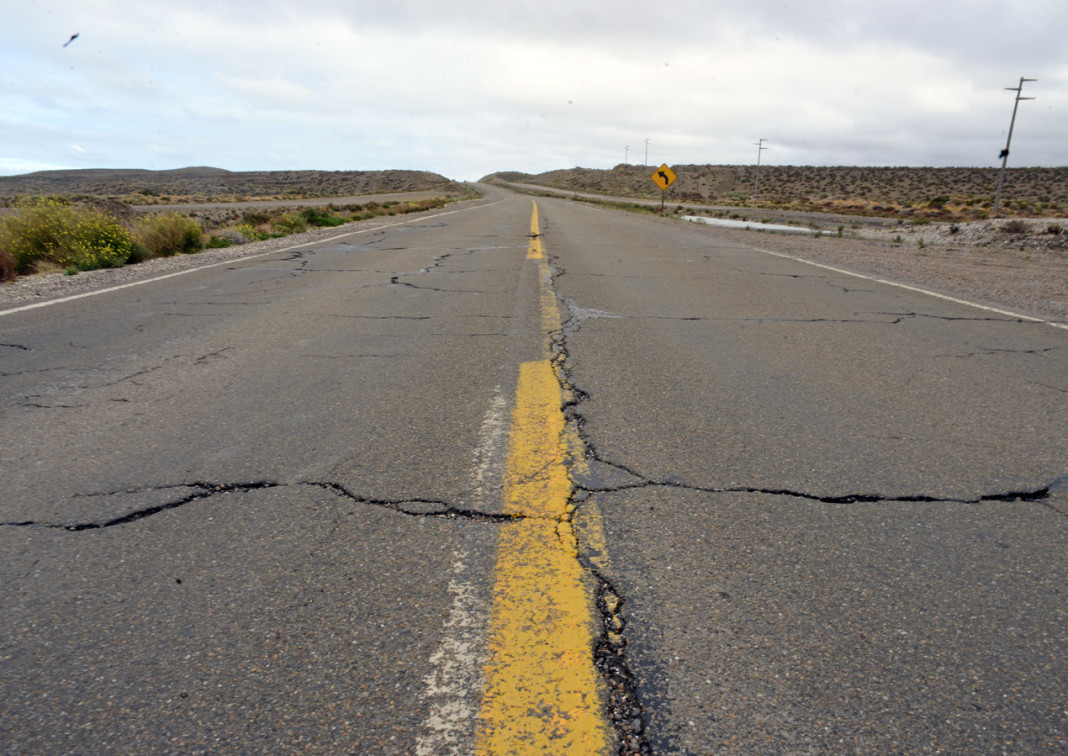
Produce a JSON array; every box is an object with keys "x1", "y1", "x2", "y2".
[
  {"x1": 0, "y1": 479, "x2": 530, "y2": 532},
  {"x1": 1, "y1": 482, "x2": 281, "y2": 531},
  {"x1": 307, "y1": 481, "x2": 519, "y2": 522},
  {"x1": 560, "y1": 310, "x2": 1051, "y2": 328},
  {"x1": 574, "y1": 464, "x2": 1064, "y2": 509}
]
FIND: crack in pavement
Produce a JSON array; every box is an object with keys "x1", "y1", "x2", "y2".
[
  {"x1": 739, "y1": 269, "x2": 825, "y2": 280},
  {"x1": 8, "y1": 350, "x2": 239, "y2": 409},
  {"x1": 305, "y1": 353, "x2": 403, "y2": 360},
  {"x1": 1, "y1": 367, "x2": 61, "y2": 378},
  {"x1": 550, "y1": 287, "x2": 1052, "y2": 330},
  {"x1": 893, "y1": 311, "x2": 1046, "y2": 324},
  {"x1": 551, "y1": 247, "x2": 1066, "y2": 745},
  {"x1": 1, "y1": 482, "x2": 281, "y2": 531},
  {"x1": 307, "y1": 481, "x2": 520, "y2": 522},
  {"x1": 18, "y1": 401, "x2": 87, "y2": 409},
  {"x1": 558, "y1": 308, "x2": 1056, "y2": 328},
  {"x1": 388, "y1": 276, "x2": 502, "y2": 294},
  {"x1": 196, "y1": 348, "x2": 233, "y2": 364},
  {"x1": 319, "y1": 314, "x2": 432, "y2": 321},
  {"x1": 575, "y1": 465, "x2": 1063, "y2": 509},
  {"x1": 0, "y1": 479, "x2": 520, "y2": 532},
  {"x1": 947, "y1": 347, "x2": 1056, "y2": 358},
  {"x1": 542, "y1": 257, "x2": 653, "y2": 754},
  {"x1": 388, "y1": 250, "x2": 504, "y2": 294},
  {"x1": 589, "y1": 568, "x2": 649, "y2": 755},
  {"x1": 1031, "y1": 380, "x2": 1068, "y2": 394}
]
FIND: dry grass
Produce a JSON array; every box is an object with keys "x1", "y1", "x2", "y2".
[
  {"x1": 0, "y1": 168, "x2": 468, "y2": 207},
  {"x1": 486, "y1": 164, "x2": 1067, "y2": 220}
]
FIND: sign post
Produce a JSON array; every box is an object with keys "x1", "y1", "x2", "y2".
[{"x1": 650, "y1": 163, "x2": 677, "y2": 210}]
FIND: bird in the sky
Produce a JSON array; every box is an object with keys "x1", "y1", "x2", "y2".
[{"x1": 63, "y1": 33, "x2": 79, "y2": 47}]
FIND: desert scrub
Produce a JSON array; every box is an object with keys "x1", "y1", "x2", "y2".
[
  {"x1": 233, "y1": 223, "x2": 276, "y2": 242},
  {"x1": 300, "y1": 207, "x2": 345, "y2": 227},
  {"x1": 132, "y1": 213, "x2": 203, "y2": 257},
  {"x1": 270, "y1": 213, "x2": 307, "y2": 234},
  {"x1": 0, "y1": 198, "x2": 133, "y2": 274},
  {"x1": 0, "y1": 240, "x2": 15, "y2": 282}
]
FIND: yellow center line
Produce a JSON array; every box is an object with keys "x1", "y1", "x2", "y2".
[
  {"x1": 528, "y1": 201, "x2": 543, "y2": 259},
  {"x1": 474, "y1": 202, "x2": 612, "y2": 755},
  {"x1": 529, "y1": 201, "x2": 562, "y2": 350}
]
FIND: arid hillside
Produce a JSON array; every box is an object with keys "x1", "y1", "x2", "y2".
[
  {"x1": 484, "y1": 164, "x2": 1067, "y2": 220},
  {"x1": 0, "y1": 167, "x2": 467, "y2": 206}
]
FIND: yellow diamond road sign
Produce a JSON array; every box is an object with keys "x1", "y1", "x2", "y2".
[{"x1": 651, "y1": 163, "x2": 677, "y2": 191}]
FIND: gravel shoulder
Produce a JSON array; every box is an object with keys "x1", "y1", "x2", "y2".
[{"x1": 703, "y1": 217, "x2": 1067, "y2": 324}]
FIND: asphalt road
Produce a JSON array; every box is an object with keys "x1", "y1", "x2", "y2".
[{"x1": 1, "y1": 185, "x2": 1064, "y2": 754}]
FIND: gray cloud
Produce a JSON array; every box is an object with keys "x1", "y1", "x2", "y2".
[{"x1": 1, "y1": 0, "x2": 1063, "y2": 179}]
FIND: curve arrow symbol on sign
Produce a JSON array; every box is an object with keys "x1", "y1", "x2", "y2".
[{"x1": 651, "y1": 163, "x2": 677, "y2": 191}]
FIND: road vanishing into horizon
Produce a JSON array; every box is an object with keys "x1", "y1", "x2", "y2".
[{"x1": 2, "y1": 184, "x2": 1065, "y2": 754}]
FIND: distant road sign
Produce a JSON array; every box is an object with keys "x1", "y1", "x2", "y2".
[{"x1": 651, "y1": 164, "x2": 677, "y2": 191}]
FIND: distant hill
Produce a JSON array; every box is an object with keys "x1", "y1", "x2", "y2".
[
  {"x1": 483, "y1": 164, "x2": 1067, "y2": 219},
  {"x1": 0, "y1": 168, "x2": 465, "y2": 204}
]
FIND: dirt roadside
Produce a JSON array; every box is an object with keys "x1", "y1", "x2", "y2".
[{"x1": 678, "y1": 216, "x2": 1066, "y2": 324}]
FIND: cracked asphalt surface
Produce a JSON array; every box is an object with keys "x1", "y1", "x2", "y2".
[{"x1": 1, "y1": 185, "x2": 1065, "y2": 753}]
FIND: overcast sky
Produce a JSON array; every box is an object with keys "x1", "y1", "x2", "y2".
[{"x1": 2, "y1": 0, "x2": 1065, "y2": 180}]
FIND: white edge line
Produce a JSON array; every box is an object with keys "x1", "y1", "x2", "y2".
[
  {"x1": 750, "y1": 245, "x2": 1068, "y2": 331},
  {"x1": 0, "y1": 199, "x2": 502, "y2": 318}
]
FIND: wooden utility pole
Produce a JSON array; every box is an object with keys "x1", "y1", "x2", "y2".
[
  {"x1": 993, "y1": 77, "x2": 1036, "y2": 218},
  {"x1": 753, "y1": 138, "x2": 768, "y2": 200}
]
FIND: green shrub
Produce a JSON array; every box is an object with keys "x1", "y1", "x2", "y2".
[
  {"x1": 0, "y1": 239, "x2": 15, "y2": 282},
  {"x1": 0, "y1": 198, "x2": 133, "y2": 273},
  {"x1": 241, "y1": 210, "x2": 273, "y2": 226},
  {"x1": 234, "y1": 223, "x2": 267, "y2": 241},
  {"x1": 125, "y1": 243, "x2": 155, "y2": 265},
  {"x1": 271, "y1": 213, "x2": 307, "y2": 234},
  {"x1": 132, "y1": 213, "x2": 203, "y2": 257},
  {"x1": 300, "y1": 207, "x2": 344, "y2": 227}
]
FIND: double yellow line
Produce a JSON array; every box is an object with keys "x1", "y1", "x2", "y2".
[{"x1": 474, "y1": 202, "x2": 613, "y2": 754}]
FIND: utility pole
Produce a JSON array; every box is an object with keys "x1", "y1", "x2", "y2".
[
  {"x1": 753, "y1": 138, "x2": 768, "y2": 200},
  {"x1": 644, "y1": 138, "x2": 650, "y2": 166},
  {"x1": 993, "y1": 76, "x2": 1036, "y2": 218},
  {"x1": 625, "y1": 145, "x2": 629, "y2": 165}
]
